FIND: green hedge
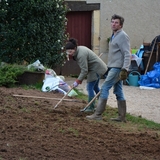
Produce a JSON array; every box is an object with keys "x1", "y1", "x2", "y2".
[{"x1": 0, "y1": 0, "x2": 69, "y2": 67}]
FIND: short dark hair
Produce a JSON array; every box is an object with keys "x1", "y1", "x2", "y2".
[
  {"x1": 65, "y1": 38, "x2": 78, "y2": 49},
  {"x1": 111, "y1": 14, "x2": 124, "y2": 26}
]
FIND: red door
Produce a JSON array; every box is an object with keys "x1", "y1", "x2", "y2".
[
  {"x1": 66, "y1": 11, "x2": 92, "y2": 48},
  {"x1": 60, "y1": 11, "x2": 92, "y2": 76}
]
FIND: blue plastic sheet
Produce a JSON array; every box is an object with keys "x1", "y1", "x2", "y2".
[{"x1": 138, "y1": 62, "x2": 160, "y2": 88}]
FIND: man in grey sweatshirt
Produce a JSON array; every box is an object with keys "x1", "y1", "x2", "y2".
[{"x1": 86, "y1": 14, "x2": 131, "y2": 122}]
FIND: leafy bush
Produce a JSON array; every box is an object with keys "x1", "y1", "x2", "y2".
[
  {"x1": 0, "y1": 0, "x2": 69, "y2": 67},
  {"x1": 0, "y1": 63, "x2": 28, "y2": 87}
]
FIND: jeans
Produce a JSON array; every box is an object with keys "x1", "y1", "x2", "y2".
[
  {"x1": 87, "y1": 76, "x2": 100, "y2": 99},
  {"x1": 100, "y1": 68, "x2": 125, "y2": 101}
]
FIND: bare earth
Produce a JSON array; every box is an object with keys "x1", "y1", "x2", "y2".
[{"x1": 0, "y1": 84, "x2": 160, "y2": 160}]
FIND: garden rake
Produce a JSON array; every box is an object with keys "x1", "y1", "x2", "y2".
[
  {"x1": 54, "y1": 86, "x2": 74, "y2": 109},
  {"x1": 80, "y1": 91, "x2": 100, "y2": 112}
]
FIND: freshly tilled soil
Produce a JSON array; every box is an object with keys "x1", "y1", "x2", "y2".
[{"x1": 0, "y1": 87, "x2": 160, "y2": 160}]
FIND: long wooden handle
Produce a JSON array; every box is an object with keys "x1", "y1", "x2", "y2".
[
  {"x1": 13, "y1": 94, "x2": 77, "y2": 102},
  {"x1": 144, "y1": 37, "x2": 157, "y2": 74},
  {"x1": 156, "y1": 42, "x2": 160, "y2": 62},
  {"x1": 54, "y1": 87, "x2": 73, "y2": 109},
  {"x1": 99, "y1": 53, "x2": 103, "y2": 58},
  {"x1": 81, "y1": 92, "x2": 100, "y2": 112}
]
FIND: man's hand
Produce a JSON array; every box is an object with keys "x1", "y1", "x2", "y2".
[
  {"x1": 73, "y1": 81, "x2": 79, "y2": 88},
  {"x1": 119, "y1": 69, "x2": 128, "y2": 80}
]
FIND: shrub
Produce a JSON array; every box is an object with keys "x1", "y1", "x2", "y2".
[
  {"x1": 0, "y1": 63, "x2": 27, "y2": 87},
  {"x1": 0, "y1": 0, "x2": 69, "y2": 68}
]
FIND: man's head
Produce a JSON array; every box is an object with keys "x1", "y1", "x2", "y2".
[{"x1": 111, "y1": 14, "x2": 124, "y2": 32}]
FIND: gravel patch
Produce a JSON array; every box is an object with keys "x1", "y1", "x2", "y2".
[{"x1": 108, "y1": 85, "x2": 160, "y2": 124}]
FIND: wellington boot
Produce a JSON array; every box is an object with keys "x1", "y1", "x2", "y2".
[
  {"x1": 111, "y1": 100, "x2": 126, "y2": 122},
  {"x1": 80, "y1": 97, "x2": 95, "y2": 112},
  {"x1": 86, "y1": 98, "x2": 107, "y2": 120}
]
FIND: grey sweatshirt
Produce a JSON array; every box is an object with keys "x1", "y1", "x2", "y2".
[
  {"x1": 108, "y1": 29, "x2": 131, "y2": 70},
  {"x1": 73, "y1": 46, "x2": 107, "y2": 82}
]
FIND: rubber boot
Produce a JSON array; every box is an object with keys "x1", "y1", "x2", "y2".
[
  {"x1": 83, "y1": 97, "x2": 95, "y2": 112},
  {"x1": 111, "y1": 100, "x2": 126, "y2": 122},
  {"x1": 80, "y1": 97, "x2": 95, "y2": 112},
  {"x1": 86, "y1": 98, "x2": 107, "y2": 120}
]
